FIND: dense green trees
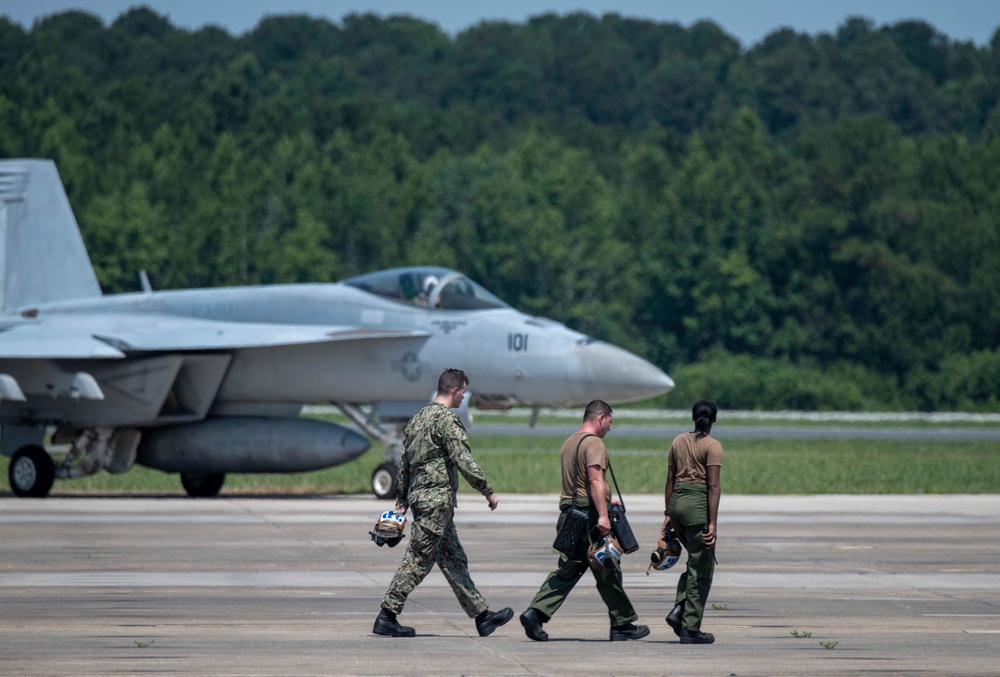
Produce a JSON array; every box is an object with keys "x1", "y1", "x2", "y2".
[{"x1": 2, "y1": 9, "x2": 999, "y2": 410}]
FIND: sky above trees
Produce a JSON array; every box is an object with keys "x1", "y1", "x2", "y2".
[{"x1": 4, "y1": 0, "x2": 999, "y2": 46}]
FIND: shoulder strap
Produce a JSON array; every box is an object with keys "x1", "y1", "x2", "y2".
[
  {"x1": 606, "y1": 455, "x2": 626, "y2": 511},
  {"x1": 570, "y1": 433, "x2": 597, "y2": 508}
]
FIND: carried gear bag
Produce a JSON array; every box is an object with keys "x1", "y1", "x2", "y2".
[
  {"x1": 552, "y1": 435, "x2": 595, "y2": 555},
  {"x1": 607, "y1": 458, "x2": 639, "y2": 554}
]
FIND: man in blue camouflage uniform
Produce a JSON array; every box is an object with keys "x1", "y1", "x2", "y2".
[{"x1": 373, "y1": 368, "x2": 514, "y2": 638}]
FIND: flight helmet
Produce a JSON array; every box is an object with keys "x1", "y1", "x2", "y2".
[
  {"x1": 370, "y1": 509, "x2": 406, "y2": 547},
  {"x1": 587, "y1": 534, "x2": 624, "y2": 573},
  {"x1": 647, "y1": 530, "x2": 683, "y2": 574}
]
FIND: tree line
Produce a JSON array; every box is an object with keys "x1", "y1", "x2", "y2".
[{"x1": 1, "y1": 8, "x2": 998, "y2": 411}]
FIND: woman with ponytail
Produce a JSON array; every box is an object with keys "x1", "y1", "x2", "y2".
[{"x1": 660, "y1": 400, "x2": 722, "y2": 644}]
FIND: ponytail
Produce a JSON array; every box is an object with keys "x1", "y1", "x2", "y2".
[{"x1": 691, "y1": 400, "x2": 717, "y2": 435}]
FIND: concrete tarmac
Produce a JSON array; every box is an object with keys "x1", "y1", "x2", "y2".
[{"x1": 1, "y1": 494, "x2": 998, "y2": 676}]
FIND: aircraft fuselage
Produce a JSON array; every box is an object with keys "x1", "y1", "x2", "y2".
[{"x1": 24, "y1": 281, "x2": 672, "y2": 411}]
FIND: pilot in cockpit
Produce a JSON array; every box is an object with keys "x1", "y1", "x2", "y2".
[{"x1": 416, "y1": 275, "x2": 439, "y2": 308}]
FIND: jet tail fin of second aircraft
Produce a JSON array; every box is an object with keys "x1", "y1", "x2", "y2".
[{"x1": 0, "y1": 159, "x2": 102, "y2": 312}]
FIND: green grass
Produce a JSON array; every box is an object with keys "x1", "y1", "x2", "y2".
[
  {"x1": 720, "y1": 438, "x2": 1000, "y2": 494},
  {"x1": 470, "y1": 435, "x2": 1000, "y2": 494},
  {"x1": 3, "y1": 433, "x2": 997, "y2": 496}
]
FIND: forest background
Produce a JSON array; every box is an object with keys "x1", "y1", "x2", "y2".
[{"x1": 1, "y1": 8, "x2": 998, "y2": 412}]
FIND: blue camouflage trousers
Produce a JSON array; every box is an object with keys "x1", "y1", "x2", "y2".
[{"x1": 381, "y1": 501, "x2": 488, "y2": 618}]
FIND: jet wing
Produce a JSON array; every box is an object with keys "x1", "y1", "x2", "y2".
[
  {"x1": 85, "y1": 315, "x2": 430, "y2": 352},
  {"x1": 0, "y1": 325, "x2": 126, "y2": 358},
  {"x1": 0, "y1": 315, "x2": 429, "y2": 358}
]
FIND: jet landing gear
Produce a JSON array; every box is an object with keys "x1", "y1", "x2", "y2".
[
  {"x1": 334, "y1": 402, "x2": 405, "y2": 500},
  {"x1": 4, "y1": 426, "x2": 142, "y2": 498},
  {"x1": 180, "y1": 472, "x2": 226, "y2": 498},
  {"x1": 371, "y1": 462, "x2": 397, "y2": 500},
  {"x1": 8, "y1": 446, "x2": 56, "y2": 497}
]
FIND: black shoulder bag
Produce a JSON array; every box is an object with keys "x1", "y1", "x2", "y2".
[
  {"x1": 551, "y1": 434, "x2": 594, "y2": 555},
  {"x1": 607, "y1": 456, "x2": 640, "y2": 553}
]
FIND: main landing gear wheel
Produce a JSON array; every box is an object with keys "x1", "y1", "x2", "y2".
[
  {"x1": 180, "y1": 472, "x2": 225, "y2": 497},
  {"x1": 9, "y1": 446, "x2": 56, "y2": 498},
  {"x1": 371, "y1": 462, "x2": 398, "y2": 500}
]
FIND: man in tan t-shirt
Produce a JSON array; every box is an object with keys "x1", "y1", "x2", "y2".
[
  {"x1": 559, "y1": 432, "x2": 612, "y2": 506},
  {"x1": 519, "y1": 400, "x2": 649, "y2": 642}
]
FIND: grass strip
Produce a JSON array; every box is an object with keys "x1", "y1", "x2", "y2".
[{"x1": 1, "y1": 435, "x2": 996, "y2": 496}]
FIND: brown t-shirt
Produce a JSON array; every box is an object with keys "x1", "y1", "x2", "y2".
[
  {"x1": 560, "y1": 432, "x2": 611, "y2": 504},
  {"x1": 668, "y1": 431, "x2": 723, "y2": 484}
]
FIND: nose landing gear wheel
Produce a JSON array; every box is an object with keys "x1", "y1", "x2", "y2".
[{"x1": 371, "y1": 462, "x2": 398, "y2": 500}]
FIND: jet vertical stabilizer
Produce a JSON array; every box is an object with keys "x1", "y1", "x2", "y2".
[{"x1": 0, "y1": 159, "x2": 102, "y2": 311}]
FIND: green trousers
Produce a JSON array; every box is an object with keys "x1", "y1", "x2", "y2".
[
  {"x1": 669, "y1": 482, "x2": 716, "y2": 632},
  {"x1": 381, "y1": 500, "x2": 488, "y2": 618},
  {"x1": 526, "y1": 498, "x2": 639, "y2": 628}
]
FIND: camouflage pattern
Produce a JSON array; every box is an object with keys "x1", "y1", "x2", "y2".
[
  {"x1": 381, "y1": 402, "x2": 495, "y2": 617},
  {"x1": 380, "y1": 501, "x2": 488, "y2": 617},
  {"x1": 395, "y1": 402, "x2": 493, "y2": 510}
]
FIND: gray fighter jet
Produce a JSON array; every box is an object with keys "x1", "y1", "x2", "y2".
[{"x1": 0, "y1": 160, "x2": 673, "y2": 498}]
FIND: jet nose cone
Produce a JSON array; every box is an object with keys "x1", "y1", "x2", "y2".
[{"x1": 571, "y1": 341, "x2": 674, "y2": 404}]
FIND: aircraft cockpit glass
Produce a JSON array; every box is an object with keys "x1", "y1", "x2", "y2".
[{"x1": 344, "y1": 267, "x2": 510, "y2": 311}]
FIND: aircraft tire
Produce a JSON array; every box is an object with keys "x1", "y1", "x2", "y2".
[
  {"x1": 371, "y1": 462, "x2": 398, "y2": 500},
  {"x1": 180, "y1": 472, "x2": 225, "y2": 498},
  {"x1": 9, "y1": 445, "x2": 55, "y2": 498}
]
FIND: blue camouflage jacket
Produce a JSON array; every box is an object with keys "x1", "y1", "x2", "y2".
[{"x1": 396, "y1": 402, "x2": 493, "y2": 508}]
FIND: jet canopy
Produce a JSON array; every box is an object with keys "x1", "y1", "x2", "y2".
[{"x1": 343, "y1": 267, "x2": 510, "y2": 311}]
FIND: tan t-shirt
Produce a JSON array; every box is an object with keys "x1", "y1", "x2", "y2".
[
  {"x1": 668, "y1": 431, "x2": 723, "y2": 484},
  {"x1": 560, "y1": 432, "x2": 611, "y2": 504}
]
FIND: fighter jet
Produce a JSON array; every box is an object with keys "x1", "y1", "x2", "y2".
[{"x1": 0, "y1": 159, "x2": 674, "y2": 498}]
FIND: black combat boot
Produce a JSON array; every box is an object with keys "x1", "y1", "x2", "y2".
[
  {"x1": 610, "y1": 623, "x2": 650, "y2": 641},
  {"x1": 666, "y1": 601, "x2": 684, "y2": 637},
  {"x1": 519, "y1": 607, "x2": 549, "y2": 641},
  {"x1": 679, "y1": 628, "x2": 715, "y2": 644},
  {"x1": 475, "y1": 607, "x2": 514, "y2": 636},
  {"x1": 373, "y1": 608, "x2": 415, "y2": 637}
]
